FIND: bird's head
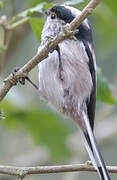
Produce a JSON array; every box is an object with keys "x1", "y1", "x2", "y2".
[{"x1": 44, "y1": 5, "x2": 81, "y2": 24}]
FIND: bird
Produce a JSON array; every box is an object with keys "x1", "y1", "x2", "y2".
[{"x1": 38, "y1": 5, "x2": 110, "y2": 180}]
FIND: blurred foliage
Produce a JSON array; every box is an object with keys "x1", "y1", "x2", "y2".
[
  {"x1": 18, "y1": 2, "x2": 54, "y2": 17},
  {"x1": 28, "y1": 0, "x2": 47, "y2": 7},
  {"x1": 64, "y1": 0, "x2": 84, "y2": 6},
  {"x1": 30, "y1": 18, "x2": 44, "y2": 42},
  {"x1": 0, "y1": 1, "x2": 3, "y2": 10},
  {"x1": 94, "y1": 3, "x2": 117, "y2": 52},
  {"x1": 103, "y1": 0, "x2": 117, "y2": 16},
  {"x1": 1, "y1": 100, "x2": 71, "y2": 160},
  {"x1": 0, "y1": 0, "x2": 117, "y2": 162},
  {"x1": 97, "y1": 69, "x2": 117, "y2": 104}
]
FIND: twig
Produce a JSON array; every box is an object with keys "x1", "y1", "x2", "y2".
[
  {"x1": 70, "y1": 0, "x2": 102, "y2": 30},
  {"x1": 0, "y1": 0, "x2": 102, "y2": 102},
  {"x1": 0, "y1": 164, "x2": 116, "y2": 178},
  {"x1": 7, "y1": 17, "x2": 30, "y2": 30}
]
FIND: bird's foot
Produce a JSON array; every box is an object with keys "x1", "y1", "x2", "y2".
[
  {"x1": 63, "y1": 23, "x2": 79, "y2": 40},
  {"x1": 12, "y1": 67, "x2": 38, "y2": 90},
  {"x1": 12, "y1": 67, "x2": 25, "y2": 85}
]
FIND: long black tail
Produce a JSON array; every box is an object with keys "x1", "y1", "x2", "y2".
[{"x1": 82, "y1": 112, "x2": 110, "y2": 180}]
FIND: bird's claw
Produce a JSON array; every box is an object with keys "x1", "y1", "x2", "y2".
[
  {"x1": 12, "y1": 67, "x2": 25, "y2": 85},
  {"x1": 63, "y1": 23, "x2": 79, "y2": 41},
  {"x1": 12, "y1": 67, "x2": 39, "y2": 90}
]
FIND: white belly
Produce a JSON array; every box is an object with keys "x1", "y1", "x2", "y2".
[{"x1": 38, "y1": 40, "x2": 92, "y2": 114}]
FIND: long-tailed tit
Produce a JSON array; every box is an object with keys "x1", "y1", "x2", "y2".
[{"x1": 38, "y1": 5, "x2": 110, "y2": 180}]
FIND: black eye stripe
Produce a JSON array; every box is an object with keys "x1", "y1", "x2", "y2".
[{"x1": 51, "y1": 6, "x2": 74, "y2": 23}]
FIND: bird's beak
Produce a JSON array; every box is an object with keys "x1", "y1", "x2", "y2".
[{"x1": 44, "y1": 9, "x2": 51, "y2": 16}]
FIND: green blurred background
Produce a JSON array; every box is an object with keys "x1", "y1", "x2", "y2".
[{"x1": 0, "y1": 0, "x2": 117, "y2": 179}]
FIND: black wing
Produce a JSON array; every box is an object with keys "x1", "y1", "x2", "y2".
[
  {"x1": 83, "y1": 40, "x2": 96, "y2": 130},
  {"x1": 75, "y1": 23, "x2": 96, "y2": 130}
]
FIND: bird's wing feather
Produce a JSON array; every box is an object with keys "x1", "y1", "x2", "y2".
[
  {"x1": 82, "y1": 40, "x2": 96, "y2": 130},
  {"x1": 74, "y1": 22, "x2": 96, "y2": 130}
]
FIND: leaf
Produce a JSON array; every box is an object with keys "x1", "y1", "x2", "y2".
[
  {"x1": 28, "y1": 0, "x2": 45, "y2": 7},
  {"x1": 94, "y1": 3, "x2": 117, "y2": 52},
  {"x1": 64, "y1": 0, "x2": 84, "y2": 6},
  {"x1": 30, "y1": 18, "x2": 44, "y2": 42},
  {"x1": 97, "y1": 69, "x2": 117, "y2": 104},
  {"x1": 0, "y1": 1, "x2": 3, "y2": 10},
  {"x1": 18, "y1": 3, "x2": 45, "y2": 17},
  {"x1": 2, "y1": 101, "x2": 71, "y2": 160},
  {"x1": 18, "y1": 2, "x2": 54, "y2": 18},
  {"x1": 43, "y1": 2, "x2": 54, "y2": 10}
]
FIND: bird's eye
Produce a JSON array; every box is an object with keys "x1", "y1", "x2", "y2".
[{"x1": 51, "y1": 13, "x2": 56, "y2": 19}]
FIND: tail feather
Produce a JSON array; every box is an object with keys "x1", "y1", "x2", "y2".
[{"x1": 82, "y1": 112, "x2": 110, "y2": 180}]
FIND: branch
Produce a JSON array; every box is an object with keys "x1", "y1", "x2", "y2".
[
  {"x1": 0, "y1": 0, "x2": 102, "y2": 102},
  {"x1": 7, "y1": 17, "x2": 30, "y2": 30},
  {"x1": 0, "y1": 164, "x2": 116, "y2": 179}
]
